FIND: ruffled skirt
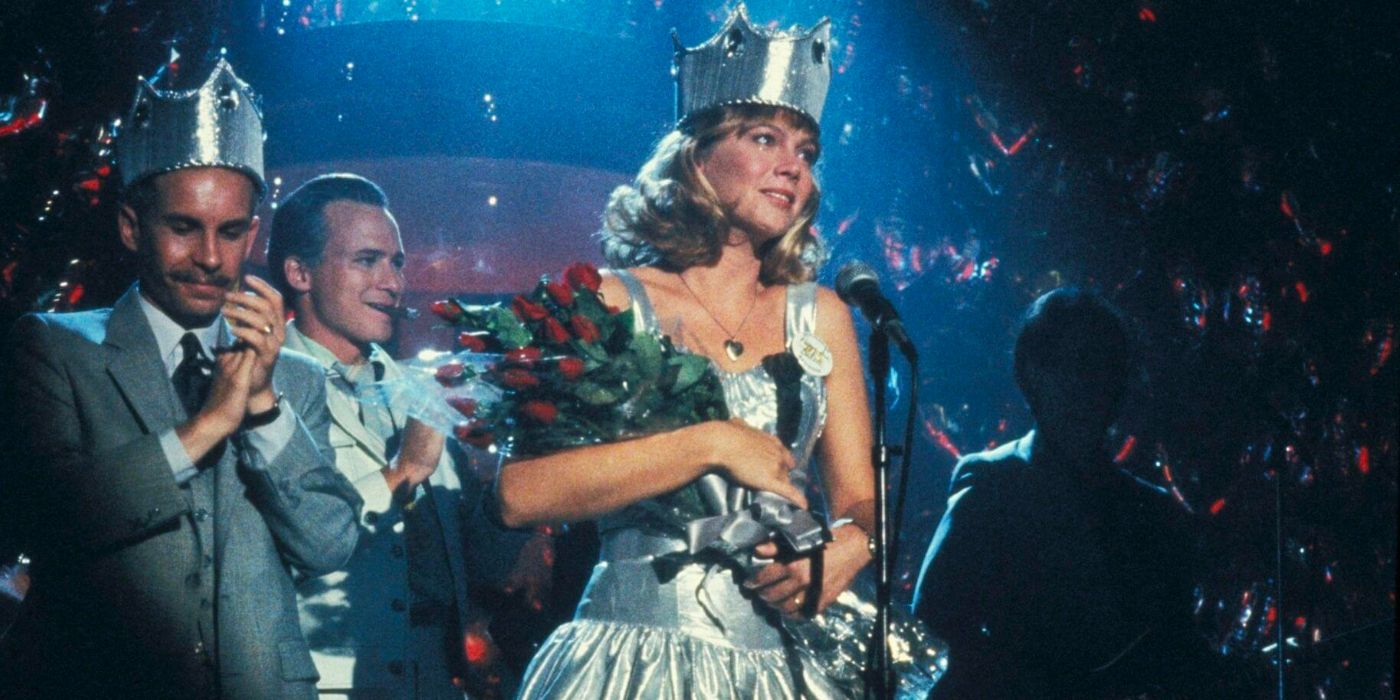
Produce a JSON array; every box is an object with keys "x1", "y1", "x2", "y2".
[
  {"x1": 516, "y1": 555, "x2": 849, "y2": 700},
  {"x1": 517, "y1": 619, "x2": 824, "y2": 699}
]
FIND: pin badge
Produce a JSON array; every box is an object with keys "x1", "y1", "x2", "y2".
[{"x1": 791, "y1": 333, "x2": 833, "y2": 377}]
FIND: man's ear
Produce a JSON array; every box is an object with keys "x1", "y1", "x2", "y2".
[
  {"x1": 241, "y1": 215, "x2": 261, "y2": 260},
  {"x1": 117, "y1": 204, "x2": 141, "y2": 253},
  {"x1": 284, "y1": 255, "x2": 315, "y2": 295}
]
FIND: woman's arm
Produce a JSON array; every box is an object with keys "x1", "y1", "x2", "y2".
[
  {"x1": 497, "y1": 420, "x2": 806, "y2": 527},
  {"x1": 814, "y1": 287, "x2": 878, "y2": 529},
  {"x1": 748, "y1": 287, "x2": 876, "y2": 616}
]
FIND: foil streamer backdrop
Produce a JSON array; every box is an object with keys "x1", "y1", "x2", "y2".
[{"x1": 1, "y1": 1, "x2": 1396, "y2": 697}]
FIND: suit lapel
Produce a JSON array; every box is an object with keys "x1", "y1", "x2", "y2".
[
  {"x1": 103, "y1": 287, "x2": 220, "y2": 558},
  {"x1": 104, "y1": 287, "x2": 181, "y2": 433}
]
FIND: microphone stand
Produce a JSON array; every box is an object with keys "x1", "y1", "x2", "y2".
[{"x1": 867, "y1": 331, "x2": 896, "y2": 700}]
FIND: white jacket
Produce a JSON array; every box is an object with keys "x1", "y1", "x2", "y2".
[{"x1": 287, "y1": 324, "x2": 522, "y2": 697}]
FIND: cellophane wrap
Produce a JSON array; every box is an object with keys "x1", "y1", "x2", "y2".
[{"x1": 781, "y1": 574, "x2": 948, "y2": 699}]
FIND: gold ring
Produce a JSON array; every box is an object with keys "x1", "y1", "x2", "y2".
[{"x1": 262, "y1": 324, "x2": 273, "y2": 335}]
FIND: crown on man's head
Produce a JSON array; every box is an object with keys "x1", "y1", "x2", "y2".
[
  {"x1": 673, "y1": 3, "x2": 832, "y2": 132},
  {"x1": 116, "y1": 57, "x2": 265, "y2": 192}
]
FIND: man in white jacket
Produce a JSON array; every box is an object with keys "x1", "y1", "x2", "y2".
[{"x1": 267, "y1": 173, "x2": 536, "y2": 699}]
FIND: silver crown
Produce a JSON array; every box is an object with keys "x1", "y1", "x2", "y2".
[
  {"x1": 116, "y1": 58, "x2": 265, "y2": 192},
  {"x1": 673, "y1": 3, "x2": 832, "y2": 131}
]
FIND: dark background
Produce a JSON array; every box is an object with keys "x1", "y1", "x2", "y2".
[{"x1": 1, "y1": 0, "x2": 1395, "y2": 696}]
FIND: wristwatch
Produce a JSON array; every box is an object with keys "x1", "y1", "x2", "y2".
[{"x1": 242, "y1": 392, "x2": 283, "y2": 429}]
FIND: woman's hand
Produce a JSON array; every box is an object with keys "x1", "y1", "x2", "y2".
[
  {"x1": 700, "y1": 420, "x2": 807, "y2": 508},
  {"x1": 745, "y1": 523, "x2": 873, "y2": 618}
]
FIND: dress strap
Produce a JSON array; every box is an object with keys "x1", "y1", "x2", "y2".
[
  {"x1": 609, "y1": 268, "x2": 659, "y2": 334},
  {"x1": 784, "y1": 281, "x2": 818, "y2": 345}
]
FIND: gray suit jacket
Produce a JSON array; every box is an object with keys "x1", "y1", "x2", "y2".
[{"x1": 0, "y1": 286, "x2": 362, "y2": 699}]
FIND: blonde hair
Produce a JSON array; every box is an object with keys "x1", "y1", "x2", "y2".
[{"x1": 600, "y1": 104, "x2": 824, "y2": 285}]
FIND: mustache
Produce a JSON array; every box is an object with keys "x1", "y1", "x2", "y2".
[{"x1": 169, "y1": 270, "x2": 235, "y2": 288}]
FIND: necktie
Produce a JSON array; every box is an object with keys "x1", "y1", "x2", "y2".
[
  {"x1": 341, "y1": 360, "x2": 395, "y2": 446},
  {"x1": 172, "y1": 332, "x2": 213, "y2": 419}
]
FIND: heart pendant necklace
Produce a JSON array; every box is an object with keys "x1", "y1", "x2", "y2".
[
  {"x1": 678, "y1": 272, "x2": 759, "y2": 362},
  {"x1": 723, "y1": 339, "x2": 745, "y2": 361}
]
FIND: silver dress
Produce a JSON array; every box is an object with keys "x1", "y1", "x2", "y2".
[{"x1": 516, "y1": 270, "x2": 846, "y2": 699}]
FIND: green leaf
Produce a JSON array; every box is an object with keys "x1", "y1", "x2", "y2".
[
  {"x1": 669, "y1": 355, "x2": 710, "y2": 393},
  {"x1": 604, "y1": 308, "x2": 636, "y2": 352},
  {"x1": 480, "y1": 305, "x2": 532, "y2": 349},
  {"x1": 657, "y1": 362, "x2": 680, "y2": 392},
  {"x1": 573, "y1": 338, "x2": 609, "y2": 362},
  {"x1": 574, "y1": 289, "x2": 609, "y2": 323},
  {"x1": 630, "y1": 333, "x2": 664, "y2": 379},
  {"x1": 571, "y1": 380, "x2": 624, "y2": 406}
]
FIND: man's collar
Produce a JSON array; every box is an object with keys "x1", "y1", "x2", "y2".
[
  {"x1": 285, "y1": 322, "x2": 342, "y2": 368},
  {"x1": 286, "y1": 321, "x2": 388, "y2": 377},
  {"x1": 135, "y1": 284, "x2": 222, "y2": 372}
]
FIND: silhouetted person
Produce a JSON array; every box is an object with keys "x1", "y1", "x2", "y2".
[{"x1": 913, "y1": 288, "x2": 1219, "y2": 699}]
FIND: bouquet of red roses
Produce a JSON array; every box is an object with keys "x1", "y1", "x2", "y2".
[
  {"x1": 415, "y1": 262, "x2": 834, "y2": 560},
  {"x1": 428, "y1": 262, "x2": 730, "y2": 463},
  {"x1": 404, "y1": 262, "x2": 836, "y2": 555}
]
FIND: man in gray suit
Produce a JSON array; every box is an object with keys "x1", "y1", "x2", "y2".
[
  {"x1": 268, "y1": 173, "x2": 544, "y2": 699},
  {"x1": 0, "y1": 60, "x2": 360, "y2": 698}
]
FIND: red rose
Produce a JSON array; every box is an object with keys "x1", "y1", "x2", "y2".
[
  {"x1": 453, "y1": 420, "x2": 494, "y2": 448},
  {"x1": 519, "y1": 399, "x2": 558, "y2": 425},
  {"x1": 447, "y1": 397, "x2": 478, "y2": 417},
  {"x1": 435, "y1": 361, "x2": 466, "y2": 385},
  {"x1": 511, "y1": 295, "x2": 549, "y2": 322},
  {"x1": 557, "y1": 357, "x2": 585, "y2": 381},
  {"x1": 541, "y1": 317, "x2": 570, "y2": 344},
  {"x1": 505, "y1": 346, "x2": 543, "y2": 368},
  {"x1": 570, "y1": 314, "x2": 601, "y2": 343},
  {"x1": 498, "y1": 368, "x2": 540, "y2": 390},
  {"x1": 457, "y1": 332, "x2": 487, "y2": 352},
  {"x1": 564, "y1": 262, "x2": 603, "y2": 293},
  {"x1": 430, "y1": 299, "x2": 460, "y2": 321},
  {"x1": 545, "y1": 279, "x2": 575, "y2": 307}
]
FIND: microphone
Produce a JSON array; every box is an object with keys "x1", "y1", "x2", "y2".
[{"x1": 835, "y1": 261, "x2": 917, "y2": 359}]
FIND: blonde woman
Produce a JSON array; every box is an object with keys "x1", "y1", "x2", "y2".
[{"x1": 501, "y1": 8, "x2": 875, "y2": 697}]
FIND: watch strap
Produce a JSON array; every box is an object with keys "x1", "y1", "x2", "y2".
[{"x1": 242, "y1": 392, "x2": 283, "y2": 429}]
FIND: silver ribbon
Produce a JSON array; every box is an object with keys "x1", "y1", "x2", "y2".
[
  {"x1": 684, "y1": 483, "x2": 829, "y2": 566},
  {"x1": 667, "y1": 474, "x2": 947, "y2": 698}
]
